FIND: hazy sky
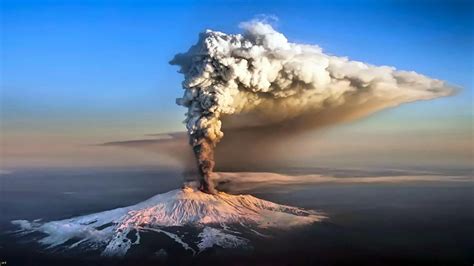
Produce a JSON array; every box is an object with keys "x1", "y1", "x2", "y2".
[{"x1": 1, "y1": 0, "x2": 472, "y2": 169}]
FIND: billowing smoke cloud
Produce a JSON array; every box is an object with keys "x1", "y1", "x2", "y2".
[{"x1": 170, "y1": 20, "x2": 454, "y2": 194}]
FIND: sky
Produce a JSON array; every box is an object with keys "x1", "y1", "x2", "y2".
[{"x1": 1, "y1": 0, "x2": 473, "y2": 169}]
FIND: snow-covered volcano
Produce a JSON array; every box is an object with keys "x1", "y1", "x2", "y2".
[{"x1": 11, "y1": 184, "x2": 325, "y2": 256}]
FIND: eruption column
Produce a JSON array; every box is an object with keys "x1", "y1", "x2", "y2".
[{"x1": 171, "y1": 20, "x2": 454, "y2": 193}]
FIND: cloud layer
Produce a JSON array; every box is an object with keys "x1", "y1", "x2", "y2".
[{"x1": 214, "y1": 172, "x2": 472, "y2": 193}]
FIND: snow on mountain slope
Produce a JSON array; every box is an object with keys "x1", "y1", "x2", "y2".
[{"x1": 11, "y1": 184, "x2": 325, "y2": 256}]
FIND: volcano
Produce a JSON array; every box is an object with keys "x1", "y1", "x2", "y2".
[{"x1": 11, "y1": 184, "x2": 325, "y2": 257}]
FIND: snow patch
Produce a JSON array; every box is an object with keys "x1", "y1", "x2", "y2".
[{"x1": 197, "y1": 227, "x2": 249, "y2": 252}]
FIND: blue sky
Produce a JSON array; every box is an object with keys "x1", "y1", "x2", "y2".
[{"x1": 1, "y1": 0, "x2": 472, "y2": 168}]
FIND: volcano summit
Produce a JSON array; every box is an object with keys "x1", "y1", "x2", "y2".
[{"x1": 11, "y1": 184, "x2": 325, "y2": 257}]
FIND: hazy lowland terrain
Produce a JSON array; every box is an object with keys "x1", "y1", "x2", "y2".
[{"x1": 1, "y1": 166, "x2": 472, "y2": 265}]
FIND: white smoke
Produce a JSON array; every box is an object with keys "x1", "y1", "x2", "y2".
[{"x1": 170, "y1": 20, "x2": 454, "y2": 193}]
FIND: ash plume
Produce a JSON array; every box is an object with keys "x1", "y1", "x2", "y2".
[{"x1": 170, "y1": 20, "x2": 454, "y2": 194}]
